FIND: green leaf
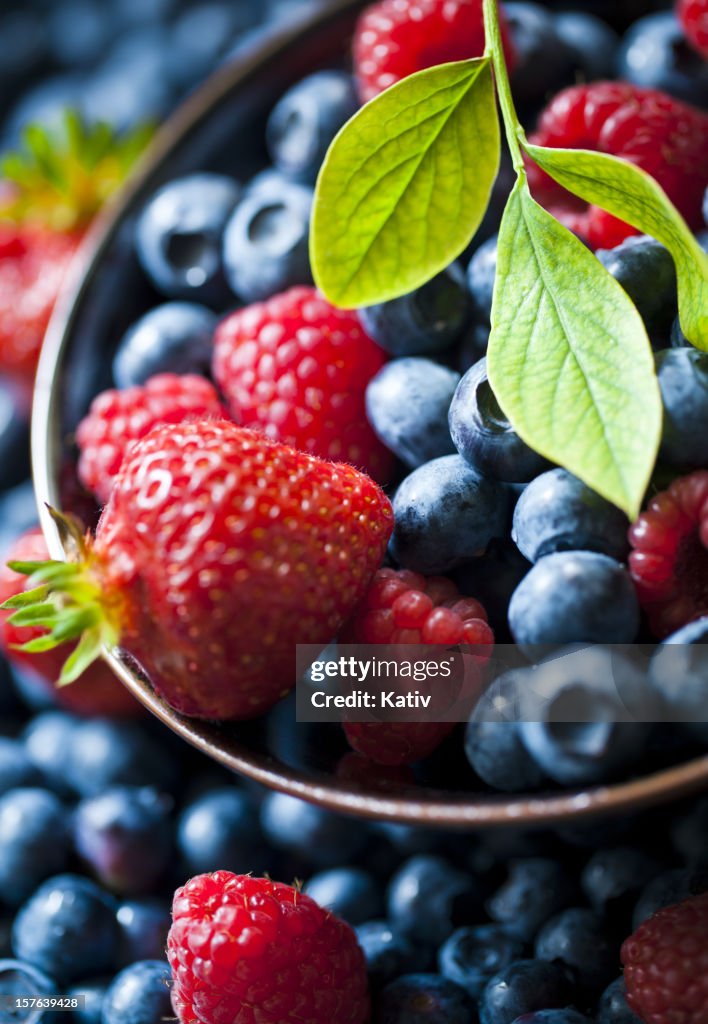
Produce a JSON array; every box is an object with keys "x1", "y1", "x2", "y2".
[
  {"x1": 487, "y1": 178, "x2": 662, "y2": 519},
  {"x1": 523, "y1": 143, "x2": 708, "y2": 350},
  {"x1": 57, "y1": 629, "x2": 104, "y2": 686},
  {"x1": 310, "y1": 58, "x2": 500, "y2": 308}
]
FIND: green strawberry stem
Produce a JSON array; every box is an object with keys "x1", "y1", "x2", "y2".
[{"x1": 483, "y1": 0, "x2": 525, "y2": 173}]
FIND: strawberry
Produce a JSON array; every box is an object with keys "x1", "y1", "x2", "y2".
[
  {"x1": 2, "y1": 420, "x2": 393, "y2": 720},
  {"x1": 0, "y1": 113, "x2": 151, "y2": 380}
]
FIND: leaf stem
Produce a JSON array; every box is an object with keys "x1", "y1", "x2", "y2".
[{"x1": 483, "y1": 0, "x2": 525, "y2": 173}]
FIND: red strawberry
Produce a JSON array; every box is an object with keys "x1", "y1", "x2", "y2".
[
  {"x1": 678, "y1": 0, "x2": 708, "y2": 57},
  {"x1": 353, "y1": 0, "x2": 516, "y2": 103},
  {"x1": 340, "y1": 568, "x2": 492, "y2": 765},
  {"x1": 76, "y1": 373, "x2": 225, "y2": 504},
  {"x1": 168, "y1": 871, "x2": 370, "y2": 1024},
  {"x1": 628, "y1": 470, "x2": 708, "y2": 638},
  {"x1": 526, "y1": 83, "x2": 708, "y2": 249},
  {"x1": 621, "y1": 891, "x2": 708, "y2": 1024},
  {"x1": 0, "y1": 528, "x2": 141, "y2": 718},
  {"x1": 212, "y1": 287, "x2": 394, "y2": 484},
  {"x1": 2, "y1": 420, "x2": 393, "y2": 720}
]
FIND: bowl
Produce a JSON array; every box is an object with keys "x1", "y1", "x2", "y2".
[{"x1": 32, "y1": 0, "x2": 708, "y2": 828}]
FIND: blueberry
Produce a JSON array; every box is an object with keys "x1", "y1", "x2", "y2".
[
  {"x1": 116, "y1": 900, "x2": 171, "y2": 965},
  {"x1": 479, "y1": 959, "x2": 572, "y2": 1024},
  {"x1": 74, "y1": 786, "x2": 173, "y2": 895},
  {"x1": 649, "y1": 620, "x2": 708, "y2": 742},
  {"x1": 177, "y1": 787, "x2": 261, "y2": 875},
  {"x1": 506, "y1": 3, "x2": 575, "y2": 107},
  {"x1": 513, "y1": 1012, "x2": 594, "y2": 1024},
  {"x1": 136, "y1": 174, "x2": 241, "y2": 304},
  {"x1": 655, "y1": 348, "x2": 708, "y2": 468},
  {"x1": 65, "y1": 720, "x2": 177, "y2": 798},
  {"x1": 511, "y1": 468, "x2": 630, "y2": 562},
  {"x1": 112, "y1": 303, "x2": 217, "y2": 388},
  {"x1": 366, "y1": 359, "x2": 459, "y2": 469},
  {"x1": 633, "y1": 866, "x2": 708, "y2": 928},
  {"x1": 596, "y1": 236, "x2": 677, "y2": 339},
  {"x1": 355, "y1": 921, "x2": 422, "y2": 991},
  {"x1": 457, "y1": 321, "x2": 490, "y2": 371},
  {"x1": 304, "y1": 868, "x2": 382, "y2": 925},
  {"x1": 508, "y1": 553, "x2": 640, "y2": 648},
  {"x1": 467, "y1": 236, "x2": 497, "y2": 323},
  {"x1": 48, "y1": 1, "x2": 111, "y2": 68},
  {"x1": 581, "y1": 847, "x2": 662, "y2": 918},
  {"x1": 535, "y1": 907, "x2": 618, "y2": 994},
  {"x1": 83, "y1": 32, "x2": 172, "y2": 131},
  {"x1": 0, "y1": 959, "x2": 56, "y2": 1020},
  {"x1": 387, "y1": 855, "x2": 483, "y2": 946},
  {"x1": 390, "y1": 455, "x2": 510, "y2": 574},
  {"x1": 670, "y1": 316, "x2": 689, "y2": 348},
  {"x1": 267, "y1": 70, "x2": 358, "y2": 183},
  {"x1": 450, "y1": 360, "x2": 550, "y2": 483},
  {"x1": 169, "y1": 3, "x2": 259, "y2": 88},
  {"x1": 69, "y1": 978, "x2": 109, "y2": 1024},
  {"x1": 454, "y1": 541, "x2": 531, "y2": 642},
  {"x1": 616, "y1": 11, "x2": 708, "y2": 107},
  {"x1": 222, "y1": 179, "x2": 313, "y2": 303},
  {"x1": 0, "y1": 480, "x2": 37, "y2": 561},
  {"x1": 487, "y1": 859, "x2": 579, "y2": 944},
  {"x1": 376, "y1": 974, "x2": 473, "y2": 1024},
  {"x1": 670, "y1": 798, "x2": 708, "y2": 867},
  {"x1": 0, "y1": 737, "x2": 43, "y2": 794},
  {"x1": 358, "y1": 265, "x2": 471, "y2": 358},
  {"x1": 597, "y1": 977, "x2": 643, "y2": 1024},
  {"x1": 22, "y1": 711, "x2": 78, "y2": 798},
  {"x1": 438, "y1": 925, "x2": 526, "y2": 1000},
  {"x1": 260, "y1": 793, "x2": 366, "y2": 866},
  {"x1": 554, "y1": 11, "x2": 619, "y2": 79},
  {"x1": 0, "y1": 789, "x2": 72, "y2": 906},
  {"x1": 102, "y1": 961, "x2": 172, "y2": 1024},
  {"x1": 0, "y1": 378, "x2": 30, "y2": 493},
  {"x1": 12, "y1": 875, "x2": 120, "y2": 984}
]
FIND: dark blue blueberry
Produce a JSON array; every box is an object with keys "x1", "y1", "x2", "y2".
[
  {"x1": 304, "y1": 868, "x2": 382, "y2": 925},
  {"x1": 597, "y1": 977, "x2": 643, "y2": 1024},
  {"x1": 168, "y1": 3, "x2": 260, "y2": 88},
  {"x1": 535, "y1": 907, "x2": 618, "y2": 994},
  {"x1": 0, "y1": 11, "x2": 48, "y2": 80},
  {"x1": 116, "y1": 900, "x2": 171, "y2": 965},
  {"x1": 267, "y1": 70, "x2": 358, "y2": 184},
  {"x1": 506, "y1": 3, "x2": 575, "y2": 107},
  {"x1": 457, "y1": 322, "x2": 490, "y2": 372},
  {"x1": 366, "y1": 358, "x2": 459, "y2": 469},
  {"x1": 22, "y1": 711, "x2": 78, "y2": 798},
  {"x1": 0, "y1": 959, "x2": 56, "y2": 1021},
  {"x1": 0, "y1": 738, "x2": 43, "y2": 794},
  {"x1": 0, "y1": 789, "x2": 71, "y2": 906},
  {"x1": 69, "y1": 978, "x2": 110, "y2": 1024},
  {"x1": 10, "y1": 665, "x2": 57, "y2": 714},
  {"x1": 554, "y1": 11, "x2": 619, "y2": 79},
  {"x1": 111, "y1": 0, "x2": 176, "y2": 27},
  {"x1": 355, "y1": 921, "x2": 423, "y2": 991},
  {"x1": 260, "y1": 793, "x2": 366, "y2": 867},
  {"x1": 479, "y1": 959, "x2": 572, "y2": 1024},
  {"x1": 670, "y1": 798, "x2": 708, "y2": 867},
  {"x1": 655, "y1": 348, "x2": 708, "y2": 467},
  {"x1": 102, "y1": 961, "x2": 172, "y2": 1024},
  {"x1": 517, "y1": 648, "x2": 650, "y2": 785},
  {"x1": 514, "y1": 1012, "x2": 594, "y2": 1024},
  {"x1": 438, "y1": 925, "x2": 526, "y2": 1000},
  {"x1": 136, "y1": 174, "x2": 241, "y2": 305},
  {"x1": 387, "y1": 855, "x2": 483, "y2": 945},
  {"x1": 650, "y1": 620, "x2": 708, "y2": 742},
  {"x1": 615, "y1": 11, "x2": 708, "y2": 107},
  {"x1": 487, "y1": 859, "x2": 579, "y2": 944},
  {"x1": 222, "y1": 180, "x2": 313, "y2": 302},
  {"x1": 177, "y1": 787, "x2": 261, "y2": 875},
  {"x1": 633, "y1": 866, "x2": 708, "y2": 928},
  {"x1": 74, "y1": 786, "x2": 173, "y2": 895},
  {"x1": 596, "y1": 236, "x2": 677, "y2": 340},
  {"x1": 65, "y1": 720, "x2": 178, "y2": 798},
  {"x1": 83, "y1": 31, "x2": 172, "y2": 131},
  {"x1": 376, "y1": 974, "x2": 473, "y2": 1024},
  {"x1": 112, "y1": 303, "x2": 217, "y2": 388},
  {"x1": 449, "y1": 360, "x2": 550, "y2": 483},
  {"x1": 466, "y1": 236, "x2": 497, "y2": 323},
  {"x1": 581, "y1": 847, "x2": 662, "y2": 917},
  {"x1": 511, "y1": 468, "x2": 630, "y2": 563},
  {"x1": 12, "y1": 875, "x2": 120, "y2": 984},
  {"x1": 0, "y1": 481, "x2": 37, "y2": 563},
  {"x1": 0, "y1": 378, "x2": 29, "y2": 493},
  {"x1": 48, "y1": 1, "x2": 112, "y2": 68},
  {"x1": 508, "y1": 553, "x2": 640, "y2": 648},
  {"x1": 454, "y1": 541, "x2": 531, "y2": 642},
  {"x1": 390, "y1": 455, "x2": 510, "y2": 574},
  {"x1": 358, "y1": 265, "x2": 471, "y2": 358}
]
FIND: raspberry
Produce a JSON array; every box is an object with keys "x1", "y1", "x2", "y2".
[
  {"x1": 678, "y1": 0, "x2": 708, "y2": 57},
  {"x1": 628, "y1": 471, "x2": 708, "y2": 638},
  {"x1": 76, "y1": 373, "x2": 224, "y2": 504},
  {"x1": 621, "y1": 892, "x2": 708, "y2": 1024},
  {"x1": 341, "y1": 569, "x2": 493, "y2": 765},
  {"x1": 526, "y1": 83, "x2": 708, "y2": 249},
  {"x1": 167, "y1": 871, "x2": 370, "y2": 1024},
  {"x1": 353, "y1": 0, "x2": 516, "y2": 103},
  {"x1": 212, "y1": 287, "x2": 394, "y2": 483}
]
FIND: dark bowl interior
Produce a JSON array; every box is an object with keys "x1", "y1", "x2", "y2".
[{"x1": 32, "y1": 0, "x2": 708, "y2": 828}]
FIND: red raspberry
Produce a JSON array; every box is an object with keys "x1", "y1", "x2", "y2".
[
  {"x1": 168, "y1": 871, "x2": 370, "y2": 1024},
  {"x1": 678, "y1": 0, "x2": 708, "y2": 57},
  {"x1": 341, "y1": 568, "x2": 493, "y2": 765},
  {"x1": 354, "y1": 0, "x2": 515, "y2": 103},
  {"x1": 628, "y1": 470, "x2": 708, "y2": 638},
  {"x1": 212, "y1": 287, "x2": 394, "y2": 483},
  {"x1": 76, "y1": 373, "x2": 224, "y2": 504},
  {"x1": 621, "y1": 892, "x2": 708, "y2": 1024},
  {"x1": 527, "y1": 83, "x2": 708, "y2": 249}
]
